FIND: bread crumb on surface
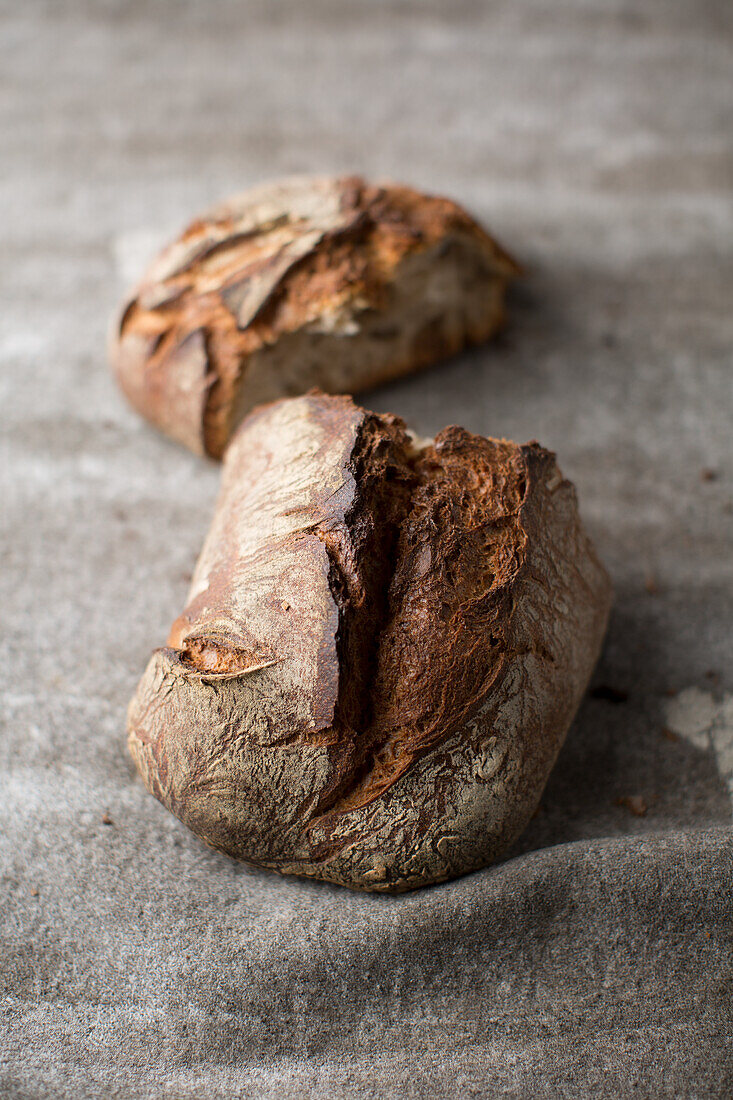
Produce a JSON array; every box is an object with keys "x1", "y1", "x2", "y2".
[
  {"x1": 616, "y1": 795, "x2": 648, "y2": 817},
  {"x1": 644, "y1": 573, "x2": 659, "y2": 595},
  {"x1": 590, "y1": 684, "x2": 629, "y2": 703}
]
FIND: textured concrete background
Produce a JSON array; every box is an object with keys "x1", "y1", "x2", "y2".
[{"x1": 2, "y1": 1, "x2": 732, "y2": 1096}]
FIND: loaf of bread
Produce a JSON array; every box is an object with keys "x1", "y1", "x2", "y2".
[
  {"x1": 127, "y1": 393, "x2": 611, "y2": 892},
  {"x1": 110, "y1": 176, "x2": 519, "y2": 457}
]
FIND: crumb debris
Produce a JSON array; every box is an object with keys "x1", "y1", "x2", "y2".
[
  {"x1": 30, "y1": 887, "x2": 39, "y2": 897},
  {"x1": 281, "y1": 600, "x2": 291, "y2": 611},
  {"x1": 101, "y1": 814, "x2": 114, "y2": 826},
  {"x1": 644, "y1": 573, "x2": 659, "y2": 595},
  {"x1": 661, "y1": 727, "x2": 678, "y2": 742},
  {"x1": 590, "y1": 684, "x2": 629, "y2": 703},
  {"x1": 616, "y1": 795, "x2": 648, "y2": 817},
  {"x1": 700, "y1": 468, "x2": 718, "y2": 482}
]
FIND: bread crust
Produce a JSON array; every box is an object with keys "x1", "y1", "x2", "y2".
[
  {"x1": 127, "y1": 394, "x2": 612, "y2": 892},
  {"x1": 110, "y1": 177, "x2": 519, "y2": 457}
]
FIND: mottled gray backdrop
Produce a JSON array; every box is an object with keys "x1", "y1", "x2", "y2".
[{"x1": 2, "y1": 1, "x2": 732, "y2": 1096}]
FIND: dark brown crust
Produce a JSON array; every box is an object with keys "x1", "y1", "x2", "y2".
[
  {"x1": 127, "y1": 394, "x2": 612, "y2": 892},
  {"x1": 110, "y1": 176, "x2": 520, "y2": 457}
]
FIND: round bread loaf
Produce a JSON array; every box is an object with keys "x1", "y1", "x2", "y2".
[
  {"x1": 109, "y1": 176, "x2": 519, "y2": 458},
  {"x1": 127, "y1": 393, "x2": 612, "y2": 892}
]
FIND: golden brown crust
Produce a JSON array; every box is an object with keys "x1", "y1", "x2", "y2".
[
  {"x1": 110, "y1": 177, "x2": 520, "y2": 457},
  {"x1": 127, "y1": 394, "x2": 612, "y2": 892}
]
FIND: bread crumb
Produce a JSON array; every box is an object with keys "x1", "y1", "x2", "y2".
[
  {"x1": 101, "y1": 814, "x2": 113, "y2": 826},
  {"x1": 30, "y1": 887, "x2": 39, "y2": 897},
  {"x1": 616, "y1": 795, "x2": 648, "y2": 817},
  {"x1": 590, "y1": 684, "x2": 629, "y2": 703},
  {"x1": 644, "y1": 573, "x2": 659, "y2": 595},
  {"x1": 700, "y1": 468, "x2": 718, "y2": 482},
  {"x1": 661, "y1": 727, "x2": 678, "y2": 742}
]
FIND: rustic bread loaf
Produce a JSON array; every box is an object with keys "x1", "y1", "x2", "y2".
[
  {"x1": 110, "y1": 176, "x2": 519, "y2": 457},
  {"x1": 127, "y1": 393, "x2": 612, "y2": 892}
]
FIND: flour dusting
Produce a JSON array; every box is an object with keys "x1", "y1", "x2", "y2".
[{"x1": 665, "y1": 687, "x2": 733, "y2": 808}]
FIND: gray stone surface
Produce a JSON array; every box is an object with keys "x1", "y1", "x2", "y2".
[{"x1": 2, "y1": 0, "x2": 732, "y2": 1096}]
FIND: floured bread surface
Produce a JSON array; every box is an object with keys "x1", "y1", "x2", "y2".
[
  {"x1": 110, "y1": 176, "x2": 519, "y2": 457},
  {"x1": 127, "y1": 394, "x2": 612, "y2": 892}
]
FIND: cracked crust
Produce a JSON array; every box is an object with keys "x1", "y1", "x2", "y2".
[
  {"x1": 127, "y1": 394, "x2": 612, "y2": 892},
  {"x1": 109, "y1": 176, "x2": 519, "y2": 458}
]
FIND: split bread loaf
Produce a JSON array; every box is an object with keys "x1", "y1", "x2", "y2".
[
  {"x1": 127, "y1": 393, "x2": 612, "y2": 892},
  {"x1": 110, "y1": 176, "x2": 519, "y2": 458}
]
